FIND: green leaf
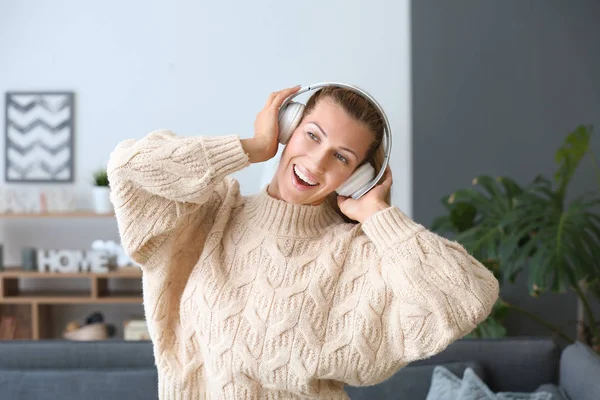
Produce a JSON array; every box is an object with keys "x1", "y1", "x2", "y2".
[
  {"x1": 449, "y1": 202, "x2": 478, "y2": 232},
  {"x1": 430, "y1": 215, "x2": 455, "y2": 234},
  {"x1": 497, "y1": 176, "x2": 525, "y2": 199},
  {"x1": 554, "y1": 125, "x2": 592, "y2": 197},
  {"x1": 466, "y1": 300, "x2": 509, "y2": 338},
  {"x1": 516, "y1": 189, "x2": 600, "y2": 295},
  {"x1": 476, "y1": 317, "x2": 507, "y2": 338},
  {"x1": 450, "y1": 188, "x2": 493, "y2": 210},
  {"x1": 93, "y1": 168, "x2": 109, "y2": 187},
  {"x1": 503, "y1": 237, "x2": 537, "y2": 283},
  {"x1": 474, "y1": 176, "x2": 506, "y2": 201}
]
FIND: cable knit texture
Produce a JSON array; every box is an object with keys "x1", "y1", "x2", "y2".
[{"x1": 107, "y1": 129, "x2": 499, "y2": 400}]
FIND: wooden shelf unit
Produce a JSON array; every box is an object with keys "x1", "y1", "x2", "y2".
[{"x1": 0, "y1": 269, "x2": 143, "y2": 340}]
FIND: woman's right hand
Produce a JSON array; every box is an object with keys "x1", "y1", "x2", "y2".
[{"x1": 242, "y1": 85, "x2": 301, "y2": 163}]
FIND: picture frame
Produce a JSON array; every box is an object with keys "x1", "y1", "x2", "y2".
[{"x1": 5, "y1": 91, "x2": 75, "y2": 183}]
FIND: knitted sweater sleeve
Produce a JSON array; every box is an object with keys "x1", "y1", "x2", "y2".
[
  {"x1": 106, "y1": 129, "x2": 250, "y2": 265},
  {"x1": 321, "y1": 206, "x2": 499, "y2": 385}
]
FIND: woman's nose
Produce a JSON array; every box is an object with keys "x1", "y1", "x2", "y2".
[{"x1": 309, "y1": 150, "x2": 328, "y2": 174}]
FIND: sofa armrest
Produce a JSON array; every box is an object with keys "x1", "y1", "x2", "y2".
[{"x1": 560, "y1": 342, "x2": 600, "y2": 400}]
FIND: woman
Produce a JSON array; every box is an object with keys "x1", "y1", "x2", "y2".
[{"x1": 107, "y1": 84, "x2": 499, "y2": 399}]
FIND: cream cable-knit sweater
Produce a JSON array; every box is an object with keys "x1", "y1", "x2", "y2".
[{"x1": 107, "y1": 130, "x2": 499, "y2": 400}]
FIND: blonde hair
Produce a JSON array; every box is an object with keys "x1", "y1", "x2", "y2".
[{"x1": 303, "y1": 86, "x2": 391, "y2": 224}]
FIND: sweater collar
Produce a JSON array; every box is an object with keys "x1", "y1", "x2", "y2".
[{"x1": 244, "y1": 186, "x2": 343, "y2": 238}]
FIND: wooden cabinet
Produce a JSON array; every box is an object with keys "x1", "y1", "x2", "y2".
[
  {"x1": 0, "y1": 269, "x2": 143, "y2": 340},
  {"x1": 0, "y1": 211, "x2": 145, "y2": 340}
]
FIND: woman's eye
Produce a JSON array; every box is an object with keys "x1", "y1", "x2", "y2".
[
  {"x1": 335, "y1": 153, "x2": 348, "y2": 164},
  {"x1": 307, "y1": 132, "x2": 319, "y2": 141}
]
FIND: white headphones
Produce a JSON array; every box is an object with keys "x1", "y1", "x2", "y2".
[{"x1": 277, "y1": 82, "x2": 392, "y2": 199}]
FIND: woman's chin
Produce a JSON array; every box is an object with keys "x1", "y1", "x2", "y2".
[
  {"x1": 269, "y1": 176, "x2": 329, "y2": 205},
  {"x1": 282, "y1": 186, "x2": 329, "y2": 205},
  {"x1": 279, "y1": 188, "x2": 307, "y2": 204}
]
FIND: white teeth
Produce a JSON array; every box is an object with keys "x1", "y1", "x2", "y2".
[{"x1": 294, "y1": 165, "x2": 317, "y2": 186}]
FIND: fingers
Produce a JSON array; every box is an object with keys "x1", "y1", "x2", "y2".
[
  {"x1": 265, "y1": 91, "x2": 278, "y2": 107},
  {"x1": 380, "y1": 166, "x2": 393, "y2": 189},
  {"x1": 266, "y1": 85, "x2": 301, "y2": 108},
  {"x1": 271, "y1": 85, "x2": 301, "y2": 107}
]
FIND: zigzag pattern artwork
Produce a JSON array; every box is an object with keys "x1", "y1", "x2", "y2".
[{"x1": 5, "y1": 92, "x2": 74, "y2": 182}]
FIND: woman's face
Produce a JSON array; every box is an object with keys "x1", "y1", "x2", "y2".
[{"x1": 268, "y1": 98, "x2": 374, "y2": 205}]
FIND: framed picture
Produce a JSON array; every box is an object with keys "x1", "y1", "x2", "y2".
[{"x1": 5, "y1": 91, "x2": 75, "y2": 183}]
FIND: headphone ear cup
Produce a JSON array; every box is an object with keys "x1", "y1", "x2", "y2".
[
  {"x1": 336, "y1": 163, "x2": 376, "y2": 198},
  {"x1": 278, "y1": 102, "x2": 304, "y2": 144}
]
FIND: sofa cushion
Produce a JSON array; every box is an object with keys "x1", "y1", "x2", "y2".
[
  {"x1": 426, "y1": 367, "x2": 553, "y2": 400},
  {"x1": 345, "y1": 361, "x2": 484, "y2": 400},
  {"x1": 412, "y1": 339, "x2": 560, "y2": 392},
  {"x1": 560, "y1": 342, "x2": 600, "y2": 400},
  {"x1": 0, "y1": 368, "x2": 158, "y2": 400},
  {"x1": 535, "y1": 384, "x2": 570, "y2": 400},
  {"x1": 425, "y1": 364, "x2": 471, "y2": 399}
]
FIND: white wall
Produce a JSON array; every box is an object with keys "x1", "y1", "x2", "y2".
[{"x1": 0, "y1": 0, "x2": 412, "y2": 336}]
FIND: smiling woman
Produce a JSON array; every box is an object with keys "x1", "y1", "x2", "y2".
[{"x1": 107, "y1": 84, "x2": 498, "y2": 400}]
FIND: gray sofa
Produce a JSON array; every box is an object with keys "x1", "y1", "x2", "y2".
[
  {"x1": 0, "y1": 338, "x2": 598, "y2": 399},
  {"x1": 347, "y1": 338, "x2": 599, "y2": 400}
]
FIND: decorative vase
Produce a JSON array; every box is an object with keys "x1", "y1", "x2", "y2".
[
  {"x1": 21, "y1": 247, "x2": 37, "y2": 271},
  {"x1": 92, "y1": 186, "x2": 112, "y2": 214}
]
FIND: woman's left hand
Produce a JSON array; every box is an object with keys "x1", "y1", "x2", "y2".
[{"x1": 337, "y1": 166, "x2": 393, "y2": 223}]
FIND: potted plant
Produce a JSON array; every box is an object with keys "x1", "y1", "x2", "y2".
[
  {"x1": 92, "y1": 168, "x2": 112, "y2": 214},
  {"x1": 431, "y1": 125, "x2": 600, "y2": 349}
]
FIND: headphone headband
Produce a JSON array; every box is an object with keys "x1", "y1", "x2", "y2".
[{"x1": 281, "y1": 82, "x2": 392, "y2": 199}]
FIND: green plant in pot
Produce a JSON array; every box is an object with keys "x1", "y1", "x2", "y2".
[
  {"x1": 432, "y1": 125, "x2": 600, "y2": 349},
  {"x1": 92, "y1": 168, "x2": 112, "y2": 214},
  {"x1": 431, "y1": 175, "x2": 526, "y2": 339}
]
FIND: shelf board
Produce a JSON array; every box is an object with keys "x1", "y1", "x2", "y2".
[
  {"x1": 0, "y1": 270, "x2": 142, "y2": 278},
  {"x1": 0, "y1": 212, "x2": 115, "y2": 219},
  {"x1": 2, "y1": 291, "x2": 91, "y2": 303},
  {"x1": 1, "y1": 291, "x2": 142, "y2": 304},
  {"x1": 97, "y1": 292, "x2": 144, "y2": 303}
]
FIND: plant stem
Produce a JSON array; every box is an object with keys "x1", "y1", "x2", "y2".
[
  {"x1": 503, "y1": 301, "x2": 575, "y2": 343},
  {"x1": 573, "y1": 282, "x2": 597, "y2": 331}
]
